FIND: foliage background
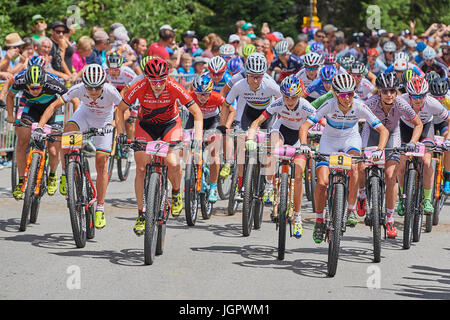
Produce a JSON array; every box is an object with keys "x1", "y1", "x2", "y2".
[{"x1": 1, "y1": 0, "x2": 449, "y2": 47}]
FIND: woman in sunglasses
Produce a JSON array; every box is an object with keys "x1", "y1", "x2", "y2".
[
  {"x1": 398, "y1": 75, "x2": 450, "y2": 215},
  {"x1": 299, "y1": 73, "x2": 389, "y2": 243},
  {"x1": 358, "y1": 73, "x2": 423, "y2": 238}
]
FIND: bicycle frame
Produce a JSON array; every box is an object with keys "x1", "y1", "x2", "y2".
[{"x1": 21, "y1": 146, "x2": 47, "y2": 197}]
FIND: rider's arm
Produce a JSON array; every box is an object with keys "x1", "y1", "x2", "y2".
[
  {"x1": 299, "y1": 120, "x2": 314, "y2": 145},
  {"x1": 187, "y1": 103, "x2": 203, "y2": 141},
  {"x1": 219, "y1": 83, "x2": 231, "y2": 98},
  {"x1": 116, "y1": 100, "x2": 129, "y2": 135},
  {"x1": 37, "y1": 97, "x2": 65, "y2": 128},
  {"x1": 247, "y1": 113, "x2": 267, "y2": 141},
  {"x1": 409, "y1": 116, "x2": 423, "y2": 144},
  {"x1": 5, "y1": 89, "x2": 16, "y2": 124},
  {"x1": 374, "y1": 124, "x2": 389, "y2": 150}
]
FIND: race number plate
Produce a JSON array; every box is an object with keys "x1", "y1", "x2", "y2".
[
  {"x1": 31, "y1": 123, "x2": 52, "y2": 134},
  {"x1": 363, "y1": 146, "x2": 385, "y2": 165},
  {"x1": 308, "y1": 123, "x2": 324, "y2": 135},
  {"x1": 329, "y1": 152, "x2": 352, "y2": 170},
  {"x1": 405, "y1": 142, "x2": 425, "y2": 157},
  {"x1": 62, "y1": 131, "x2": 83, "y2": 149},
  {"x1": 146, "y1": 141, "x2": 170, "y2": 157}
]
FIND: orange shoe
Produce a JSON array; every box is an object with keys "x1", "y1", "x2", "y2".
[
  {"x1": 357, "y1": 197, "x2": 366, "y2": 217},
  {"x1": 386, "y1": 222, "x2": 398, "y2": 238}
]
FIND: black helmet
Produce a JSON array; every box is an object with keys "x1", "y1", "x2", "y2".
[
  {"x1": 24, "y1": 65, "x2": 46, "y2": 87},
  {"x1": 424, "y1": 71, "x2": 440, "y2": 83},
  {"x1": 376, "y1": 72, "x2": 399, "y2": 89},
  {"x1": 429, "y1": 78, "x2": 449, "y2": 97}
]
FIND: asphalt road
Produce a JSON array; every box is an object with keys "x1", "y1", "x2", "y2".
[{"x1": 1, "y1": 162, "x2": 449, "y2": 302}]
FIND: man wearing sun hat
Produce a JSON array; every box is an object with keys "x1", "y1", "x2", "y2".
[{"x1": 1, "y1": 33, "x2": 25, "y2": 71}]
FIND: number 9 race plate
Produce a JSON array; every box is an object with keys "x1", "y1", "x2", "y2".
[{"x1": 329, "y1": 152, "x2": 352, "y2": 170}]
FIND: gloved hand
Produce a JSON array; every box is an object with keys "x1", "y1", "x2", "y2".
[
  {"x1": 102, "y1": 123, "x2": 114, "y2": 134},
  {"x1": 405, "y1": 141, "x2": 416, "y2": 152},
  {"x1": 299, "y1": 144, "x2": 311, "y2": 154},
  {"x1": 31, "y1": 127, "x2": 45, "y2": 142},
  {"x1": 116, "y1": 133, "x2": 128, "y2": 145},
  {"x1": 245, "y1": 139, "x2": 257, "y2": 151},
  {"x1": 371, "y1": 149, "x2": 384, "y2": 161}
]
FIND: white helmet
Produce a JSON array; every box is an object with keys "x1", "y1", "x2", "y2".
[
  {"x1": 422, "y1": 46, "x2": 436, "y2": 60},
  {"x1": 274, "y1": 40, "x2": 289, "y2": 56},
  {"x1": 219, "y1": 44, "x2": 235, "y2": 57},
  {"x1": 82, "y1": 64, "x2": 106, "y2": 87},
  {"x1": 383, "y1": 41, "x2": 397, "y2": 53},
  {"x1": 393, "y1": 58, "x2": 408, "y2": 71},
  {"x1": 245, "y1": 52, "x2": 268, "y2": 74},
  {"x1": 332, "y1": 73, "x2": 356, "y2": 93},
  {"x1": 208, "y1": 56, "x2": 227, "y2": 73},
  {"x1": 303, "y1": 51, "x2": 323, "y2": 67},
  {"x1": 394, "y1": 51, "x2": 409, "y2": 61}
]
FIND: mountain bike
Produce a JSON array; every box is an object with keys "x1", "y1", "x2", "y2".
[
  {"x1": 63, "y1": 128, "x2": 108, "y2": 248},
  {"x1": 125, "y1": 139, "x2": 181, "y2": 265},
  {"x1": 15, "y1": 119, "x2": 62, "y2": 232},
  {"x1": 107, "y1": 126, "x2": 133, "y2": 182},
  {"x1": 304, "y1": 123, "x2": 322, "y2": 212},
  {"x1": 226, "y1": 128, "x2": 247, "y2": 216},
  {"x1": 312, "y1": 151, "x2": 364, "y2": 277}
]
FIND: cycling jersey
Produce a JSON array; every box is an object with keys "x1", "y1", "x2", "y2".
[
  {"x1": 60, "y1": 83, "x2": 122, "y2": 118},
  {"x1": 384, "y1": 63, "x2": 424, "y2": 76},
  {"x1": 418, "y1": 60, "x2": 448, "y2": 78},
  {"x1": 305, "y1": 78, "x2": 329, "y2": 100},
  {"x1": 225, "y1": 70, "x2": 273, "y2": 90},
  {"x1": 355, "y1": 78, "x2": 374, "y2": 101},
  {"x1": 295, "y1": 68, "x2": 318, "y2": 88},
  {"x1": 268, "y1": 54, "x2": 304, "y2": 83},
  {"x1": 106, "y1": 65, "x2": 137, "y2": 91},
  {"x1": 123, "y1": 76, "x2": 194, "y2": 124},
  {"x1": 262, "y1": 96, "x2": 316, "y2": 131},
  {"x1": 366, "y1": 59, "x2": 387, "y2": 76},
  {"x1": 399, "y1": 93, "x2": 449, "y2": 127},
  {"x1": 189, "y1": 90, "x2": 224, "y2": 119},
  {"x1": 207, "y1": 70, "x2": 232, "y2": 93}
]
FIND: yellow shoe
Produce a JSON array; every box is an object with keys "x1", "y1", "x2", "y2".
[
  {"x1": 47, "y1": 175, "x2": 58, "y2": 196},
  {"x1": 13, "y1": 182, "x2": 24, "y2": 200},
  {"x1": 133, "y1": 215, "x2": 145, "y2": 236},
  {"x1": 171, "y1": 192, "x2": 183, "y2": 217},
  {"x1": 95, "y1": 210, "x2": 106, "y2": 229},
  {"x1": 292, "y1": 221, "x2": 304, "y2": 239},
  {"x1": 219, "y1": 163, "x2": 231, "y2": 179},
  {"x1": 59, "y1": 175, "x2": 67, "y2": 195}
]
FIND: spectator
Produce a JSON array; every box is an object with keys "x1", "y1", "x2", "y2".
[
  {"x1": 130, "y1": 37, "x2": 148, "y2": 74},
  {"x1": 312, "y1": 29, "x2": 326, "y2": 44},
  {"x1": 235, "y1": 20, "x2": 247, "y2": 39},
  {"x1": 1, "y1": 33, "x2": 25, "y2": 73},
  {"x1": 264, "y1": 33, "x2": 280, "y2": 64},
  {"x1": 35, "y1": 36, "x2": 54, "y2": 70},
  {"x1": 242, "y1": 22, "x2": 256, "y2": 39},
  {"x1": 147, "y1": 24, "x2": 175, "y2": 60},
  {"x1": 254, "y1": 37, "x2": 265, "y2": 54},
  {"x1": 31, "y1": 14, "x2": 47, "y2": 44},
  {"x1": 202, "y1": 33, "x2": 223, "y2": 58},
  {"x1": 86, "y1": 29, "x2": 110, "y2": 67},
  {"x1": 72, "y1": 36, "x2": 95, "y2": 73},
  {"x1": 228, "y1": 34, "x2": 240, "y2": 53},
  {"x1": 177, "y1": 53, "x2": 196, "y2": 83},
  {"x1": 292, "y1": 40, "x2": 307, "y2": 57},
  {"x1": 193, "y1": 56, "x2": 208, "y2": 75},
  {"x1": 180, "y1": 30, "x2": 203, "y2": 57},
  {"x1": 441, "y1": 44, "x2": 450, "y2": 67},
  {"x1": 49, "y1": 20, "x2": 74, "y2": 76}
]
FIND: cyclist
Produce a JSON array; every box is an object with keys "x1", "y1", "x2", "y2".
[
  {"x1": 358, "y1": 73, "x2": 422, "y2": 238},
  {"x1": 115, "y1": 58, "x2": 203, "y2": 235},
  {"x1": 299, "y1": 73, "x2": 389, "y2": 243},
  {"x1": 429, "y1": 78, "x2": 450, "y2": 194},
  {"x1": 207, "y1": 56, "x2": 232, "y2": 94},
  {"x1": 303, "y1": 64, "x2": 337, "y2": 102},
  {"x1": 268, "y1": 40, "x2": 304, "y2": 83},
  {"x1": 219, "y1": 44, "x2": 236, "y2": 62},
  {"x1": 397, "y1": 75, "x2": 450, "y2": 215},
  {"x1": 295, "y1": 51, "x2": 323, "y2": 88},
  {"x1": 366, "y1": 48, "x2": 387, "y2": 77},
  {"x1": 418, "y1": 46, "x2": 448, "y2": 79},
  {"x1": 379, "y1": 41, "x2": 396, "y2": 67},
  {"x1": 37, "y1": 64, "x2": 121, "y2": 230},
  {"x1": 227, "y1": 56, "x2": 244, "y2": 76},
  {"x1": 186, "y1": 73, "x2": 231, "y2": 202},
  {"x1": 349, "y1": 62, "x2": 374, "y2": 101},
  {"x1": 220, "y1": 53, "x2": 281, "y2": 202},
  {"x1": 246, "y1": 75, "x2": 316, "y2": 238},
  {"x1": 6, "y1": 65, "x2": 67, "y2": 199}
]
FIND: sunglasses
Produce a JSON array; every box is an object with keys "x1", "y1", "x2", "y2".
[
  {"x1": 410, "y1": 94, "x2": 425, "y2": 99},
  {"x1": 248, "y1": 74, "x2": 263, "y2": 80},
  {"x1": 434, "y1": 95, "x2": 445, "y2": 101},
  {"x1": 210, "y1": 71, "x2": 224, "y2": 77},
  {"x1": 54, "y1": 29, "x2": 66, "y2": 35},
  {"x1": 221, "y1": 56, "x2": 232, "y2": 61},
  {"x1": 352, "y1": 74, "x2": 363, "y2": 78},
  {"x1": 34, "y1": 20, "x2": 45, "y2": 25},
  {"x1": 27, "y1": 85, "x2": 43, "y2": 91},
  {"x1": 148, "y1": 78, "x2": 167, "y2": 85},
  {"x1": 195, "y1": 92, "x2": 210, "y2": 97},
  {"x1": 323, "y1": 80, "x2": 333, "y2": 84},
  {"x1": 338, "y1": 92, "x2": 354, "y2": 99},
  {"x1": 316, "y1": 35, "x2": 325, "y2": 39},
  {"x1": 381, "y1": 88, "x2": 396, "y2": 95},
  {"x1": 306, "y1": 67, "x2": 318, "y2": 71},
  {"x1": 85, "y1": 85, "x2": 103, "y2": 91}
]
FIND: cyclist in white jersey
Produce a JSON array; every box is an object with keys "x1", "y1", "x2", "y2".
[
  {"x1": 247, "y1": 75, "x2": 316, "y2": 238},
  {"x1": 349, "y1": 62, "x2": 374, "y2": 101},
  {"x1": 398, "y1": 75, "x2": 450, "y2": 215},
  {"x1": 299, "y1": 73, "x2": 389, "y2": 243},
  {"x1": 295, "y1": 51, "x2": 323, "y2": 88},
  {"x1": 37, "y1": 64, "x2": 122, "y2": 230},
  {"x1": 219, "y1": 53, "x2": 281, "y2": 197}
]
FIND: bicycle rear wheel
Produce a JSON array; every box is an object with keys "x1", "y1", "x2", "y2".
[
  {"x1": 403, "y1": 169, "x2": 416, "y2": 249},
  {"x1": 67, "y1": 161, "x2": 87, "y2": 248},
  {"x1": 84, "y1": 159, "x2": 95, "y2": 240},
  {"x1": 117, "y1": 147, "x2": 132, "y2": 181},
  {"x1": 426, "y1": 160, "x2": 437, "y2": 233},
  {"x1": 327, "y1": 183, "x2": 345, "y2": 277},
  {"x1": 218, "y1": 163, "x2": 232, "y2": 200},
  {"x1": 370, "y1": 176, "x2": 381, "y2": 263},
  {"x1": 200, "y1": 167, "x2": 213, "y2": 220},
  {"x1": 310, "y1": 158, "x2": 317, "y2": 213},
  {"x1": 144, "y1": 172, "x2": 161, "y2": 265},
  {"x1": 184, "y1": 159, "x2": 199, "y2": 226},
  {"x1": 20, "y1": 153, "x2": 40, "y2": 232},
  {"x1": 11, "y1": 138, "x2": 18, "y2": 193},
  {"x1": 227, "y1": 161, "x2": 239, "y2": 215},
  {"x1": 277, "y1": 172, "x2": 289, "y2": 261}
]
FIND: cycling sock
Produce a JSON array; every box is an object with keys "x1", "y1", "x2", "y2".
[
  {"x1": 315, "y1": 212, "x2": 323, "y2": 223},
  {"x1": 399, "y1": 185, "x2": 403, "y2": 195},
  {"x1": 210, "y1": 182, "x2": 217, "y2": 189},
  {"x1": 294, "y1": 211, "x2": 302, "y2": 223},
  {"x1": 172, "y1": 188, "x2": 180, "y2": 195},
  {"x1": 49, "y1": 171, "x2": 56, "y2": 178},
  {"x1": 358, "y1": 188, "x2": 366, "y2": 199},
  {"x1": 424, "y1": 189, "x2": 432, "y2": 201},
  {"x1": 61, "y1": 169, "x2": 65, "y2": 175},
  {"x1": 97, "y1": 203, "x2": 104, "y2": 212},
  {"x1": 238, "y1": 176, "x2": 243, "y2": 189},
  {"x1": 347, "y1": 203, "x2": 356, "y2": 211},
  {"x1": 386, "y1": 208, "x2": 394, "y2": 223},
  {"x1": 19, "y1": 176, "x2": 24, "y2": 183}
]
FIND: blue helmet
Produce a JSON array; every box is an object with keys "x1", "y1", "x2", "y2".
[
  {"x1": 280, "y1": 75, "x2": 305, "y2": 97},
  {"x1": 310, "y1": 42, "x2": 324, "y2": 54},
  {"x1": 227, "y1": 56, "x2": 243, "y2": 74},
  {"x1": 192, "y1": 73, "x2": 213, "y2": 93},
  {"x1": 28, "y1": 55, "x2": 46, "y2": 68},
  {"x1": 320, "y1": 65, "x2": 337, "y2": 81}
]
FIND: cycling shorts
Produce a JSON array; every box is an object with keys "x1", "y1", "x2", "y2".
[
  {"x1": 400, "y1": 119, "x2": 434, "y2": 145},
  {"x1": 136, "y1": 115, "x2": 182, "y2": 143},
  {"x1": 271, "y1": 122, "x2": 300, "y2": 147},
  {"x1": 434, "y1": 120, "x2": 448, "y2": 136},
  {"x1": 362, "y1": 127, "x2": 401, "y2": 163},
  {"x1": 184, "y1": 114, "x2": 220, "y2": 130},
  {"x1": 240, "y1": 104, "x2": 274, "y2": 131},
  {"x1": 68, "y1": 106, "x2": 113, "y2": 155},
  {"x1": 20, "y1": 98, "x2": 61, "y2": 128}
]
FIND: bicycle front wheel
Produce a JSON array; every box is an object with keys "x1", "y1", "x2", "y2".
[
  {"x1": 184, "y1": 160, "x2": 199, "y2": 226},
  {"x1": 20, "y1": 153, "x2": 40, "y2": 232},
  {"x1": 227, "y1": 161, "x2": 239, "y2": 216},
  {"x1": 218, "y1": 163, "x2": 232, "y2": 200},
  {"x1": 327, "y1": 183, "x2": 345, "y2": 277},
  {"x1": 117, "y1": 153, "x2": 132, "y2": 181},
  {"x1": 370, "y1": 176, "x2": 381, "y2": 263},
  {"x1": 144, "y1": 172, "x2": 162, "y2": 265},
  {"x1": 277, "y1": 172, "x2": 289, "y2": 261},
  {"x1": 67, "y1": 161, "x2": 87, "y2": 248},
  {"x1": 403, "y1": 169, "x2": 416, "y2": 249},
  {"x1": 426, "y1": 160, "x2": 437, "y2": 233},
  {"x1": 242, "y1": 159, "x2": 257, "y2": 236}
]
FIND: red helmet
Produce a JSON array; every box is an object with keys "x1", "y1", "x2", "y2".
[
  {"x1": 406, "y1": 74, "x2": 428, "y2": 95},
  {"x1": 367, "y1": 48, "x2": 379, "y2": 57},
  {"x1": 144, "y1": 58, "x2": 169, "y2": 79}
]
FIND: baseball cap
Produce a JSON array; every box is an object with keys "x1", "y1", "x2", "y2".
[
  {"x1": 50, "y1": 21, "x2": 69, "y2": 32},
  {"x1": 323, "y1": 24, "x2": 338, "y2": 34},
  {"x1": 228, "y1": 34, "x2": 240, "y2": 43},
  {"x1": 242, "y1": 22, "x2": 254, "y2": 31},
  {"x1": 160, "y1": 24, "x2": 174, "y2": 31},
  {"x1": 32, "y1": 14, "x2": 45, "y2": 23},
  {"x1": 113, "y1": 26, "x2": 130, "y2": 42},
  {"x1": 266, "y1": 33, "x2": 280, "y2": 42},
  {"x1": 273, "y1": 32, "x2": 284, "y2": 40},
  {"x1": 93, "y1": 30, "x2": 109, "y2": 42}
]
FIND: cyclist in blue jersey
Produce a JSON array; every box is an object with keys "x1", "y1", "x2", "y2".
[
  {"x1": 304, "y1": 65, "x2": 337, "y2": 102},
  {"x1": 207, "y1": 56, "x2": 232, "y2": 93},
  {"x1": 268, "y1": 40, "x2": 303, "y2": 83}
]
